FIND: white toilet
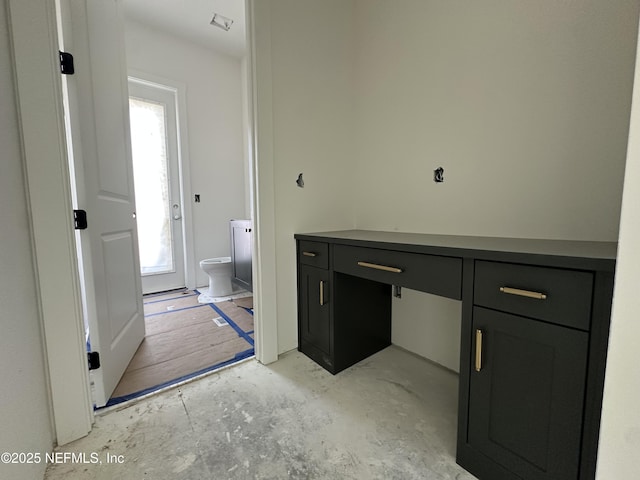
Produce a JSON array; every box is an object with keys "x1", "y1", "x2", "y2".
[{"x1": 199, "y1": 256, "x2": 233, "y2": 302}]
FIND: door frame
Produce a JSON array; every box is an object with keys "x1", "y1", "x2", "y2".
[
  {"x1": 127, "y1": 72, "x2": 196, "y2": 292},
  {"x1": 247, "y1": 0, "x2": 279, "y2": 366},
  {"x1": 9, "y1": 0, "x2": 279, "y2": 445},
  {"x1": 8, "y1": 0, "x2": 93, "y2": 444}
]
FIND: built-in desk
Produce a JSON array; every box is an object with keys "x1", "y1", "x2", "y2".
[{"x1": 295, "y1": 230, "x2": 616, "y2": 480}]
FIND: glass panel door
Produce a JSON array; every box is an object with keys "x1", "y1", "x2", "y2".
[{"x1": 129, "y1": 96, "x2": 174, "y2": 276}]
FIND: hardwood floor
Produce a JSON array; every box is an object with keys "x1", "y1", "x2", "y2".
[{"x1": 107, "y1": 290, "x2": 254, "y2": 405}]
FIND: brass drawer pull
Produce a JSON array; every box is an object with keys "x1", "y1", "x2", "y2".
[
  {"x1": 319, "y1": 280, "x2": 325, "y2": 306},
  {"x1": 357, "y1": 261, "x2": 403, "y2": 274},
  {"x1": 302, "y1": 251, "x2": 317, "y2": 257},
  {"x1": 500, "y1": 286, "x2": 547, "y2": 300},
  {"x1": 475, "y1": 329, "x2": 483, "y2": 372}
]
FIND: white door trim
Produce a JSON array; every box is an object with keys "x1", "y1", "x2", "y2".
[
  {"x1": 247, "y1": 0, "x2": 279, "y2": 365},
  {"x1": 8, "y1": 0, "x2": 93, "y2": 444}
]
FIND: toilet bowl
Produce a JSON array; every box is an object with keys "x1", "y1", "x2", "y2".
[{"x1": 199, "y1": 256, "x2": 233, "y2": 299}]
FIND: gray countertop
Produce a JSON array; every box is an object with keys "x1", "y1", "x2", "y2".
[{"x1": 295, "y1": 230, "x2": 617, "y2": 271}]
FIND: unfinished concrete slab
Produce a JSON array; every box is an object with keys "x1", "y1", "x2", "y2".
[{"x1": 44, "y1": 346, "x2": 477, "y2": 479}]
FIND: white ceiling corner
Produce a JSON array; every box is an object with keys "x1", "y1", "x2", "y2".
[{"x1": 121, "y1": 0, "x2": 246, "y2": 59}]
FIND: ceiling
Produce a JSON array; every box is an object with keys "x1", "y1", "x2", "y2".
[{"x1": 122, "y1": 0, "x2": 246, "y2": 58}]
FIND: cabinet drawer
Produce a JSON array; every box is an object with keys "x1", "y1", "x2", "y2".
[
  {"x1": 298, "y1": 241, "x2": 329, "y2": 269},
  {"x1": 474, "y1": 261, "x2": 593, "y2": 331},
  {"x1": 333, "y1": 244, "x2": 462, "y2": 299}
]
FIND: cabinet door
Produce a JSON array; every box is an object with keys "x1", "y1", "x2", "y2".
[
  {"x1": 230, "y1": 221, "x2": 252, "y2": 290},
  {"x1": 469, "y1": 307, "x2": 588, "y2": 480},
  {"x1": 299, "y1": 265, "x2": 331, "y2": 355}
]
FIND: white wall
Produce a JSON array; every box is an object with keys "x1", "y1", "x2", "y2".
[
  {"x1": 353, "y1": 0, "x2": 635, "y2": 241},
  {"x1": 596, "y1": 20, "x2": 640, "y2": 478},
  {"x1": 353, "y1": 0, "x2": 640, "y2": 371},
  {"x1": 124, "y1": 19, "x2": 247, "y2": 287},
  {"x1": 392, "y1": 290, "x2": 462, "y2": 371},
  {"x1": 255, "y1": 0, "x2": 357, "y2": 352},
  {"x1": 0, "y1": 2, "x2": 54, "y2": 478}
]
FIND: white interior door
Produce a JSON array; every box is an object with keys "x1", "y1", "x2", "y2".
[
  {"x1": 128, "y1": 79, "x2": 186, "y2": 294},
  {"x1": 57, "y1": 0, "x2": 145, "y2": 407}
]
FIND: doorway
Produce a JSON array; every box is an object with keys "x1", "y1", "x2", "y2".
[
  {"x1": 100, "y1": 3, "x2": 257, "y2": 406},
  {"x1": 57, "y1": 0, "x2": 255, "y2": 408},
  {"x1": 12, "y1": 0, "x2": 277, "y2": 444}
]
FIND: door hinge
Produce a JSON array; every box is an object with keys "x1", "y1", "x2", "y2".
[
  {"x1": 87, "y1": 351, "x2": 101, "y2": 371},
  {"x1": 59, "y1": 51, "x2": 75, "y2": 75},
  {"x1": 73, "y1": 209, "x2": 88, "y2": 230}
]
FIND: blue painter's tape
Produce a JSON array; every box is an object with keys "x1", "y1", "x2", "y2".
[
  {"x1": 208, "y1": 302, "x2": 254, "y2": 347},
  {"x1": 101, "y1": 348, "x2": 255, "y2": 409}
]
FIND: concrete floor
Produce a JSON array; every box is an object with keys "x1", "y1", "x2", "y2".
[{"x1": 44, "y1": 346, "x2": 478, "y2": 480}]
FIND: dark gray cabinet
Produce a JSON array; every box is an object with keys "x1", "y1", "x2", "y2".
[
  {"x1": 230, "y1": 219, "x2": 252, "y2": 291},
  {"x1": 299, "y1": 264, "x2": 331, "y2": 366},
  {"x1": 297, "y1": 240, "x2": 332, "y2": 371},
  {"x1": 297, "y1": 239, "x2": 391, "y2": 374},
  {"x1": 459, "y1": 259, "x2": 613, "y2": 480},
  {"x1": 294, "y1": 230, "x2": 616, "y2": 480},
  {"x1": 469, "y1": 306, "x2": 589, "y2": 480}
]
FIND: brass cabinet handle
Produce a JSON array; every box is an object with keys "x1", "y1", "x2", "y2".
[
  {"x1": 302, "y1": 251, "x2": 317, "y2": 257},
  {"x1": 319, "y1": 280, "x2": 325, "y2": 306},
  {"x1": 499, "y1": 286, "x2": 547, "y2": 300},
  {"x1": 357, "y1": 261, "x2": 403, "y2": 274},
  {"x1": 475, "y1": 329, "x2": 483, "y2": 372}
]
